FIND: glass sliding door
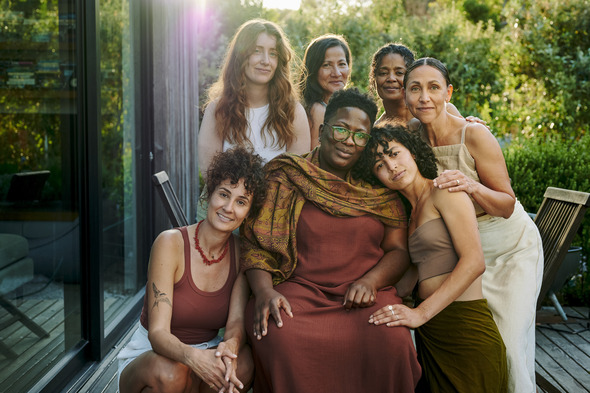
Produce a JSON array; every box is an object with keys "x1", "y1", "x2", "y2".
[
  {"x1": 98, "y1": 0, "x2": 143, "y2": 335},
  {"x1": 0, "y1": 0, "x2": 82, "y2": 390}
]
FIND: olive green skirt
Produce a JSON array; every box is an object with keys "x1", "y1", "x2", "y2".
[{"x1": 415, "y1": 299, "x2": 508, "y2": 393}]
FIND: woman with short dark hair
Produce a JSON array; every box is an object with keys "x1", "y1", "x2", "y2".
[{"x1": 241, "y1": 88, "x2": 421, "y2": 393}]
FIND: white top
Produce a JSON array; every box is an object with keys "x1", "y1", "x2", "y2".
[{"x1": 222, "y1": 104, "x2": 286, "y2": 163}]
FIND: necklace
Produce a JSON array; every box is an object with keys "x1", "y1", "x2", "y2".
[
  {"x1": 194, "y1": 220, "x2": 229, "y2": 265},
  {"x1": 409, "y1": 181, "x2": 428, "y2": 223}
]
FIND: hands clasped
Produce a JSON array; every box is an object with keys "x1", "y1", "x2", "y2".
[{"x1": 189, "y1": 343, "x2": 244, "y2": 393}]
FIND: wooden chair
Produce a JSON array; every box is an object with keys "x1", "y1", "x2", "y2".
[
  {"x1": 152, "y1": 171, "x2": 189, "y2": 228},
  {"x1": 534, "y1": 187, "x2": 590, "y2": 315},
  {"x1": 532, "y1": 187, "x2": 590, "y2": 393}
]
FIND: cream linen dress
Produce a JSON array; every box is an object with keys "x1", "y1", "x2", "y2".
[{"x1": 430, "y1": 123, "x2": 543, "y2": 393}]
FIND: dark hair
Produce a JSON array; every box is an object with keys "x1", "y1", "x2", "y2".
[
  {"x1": 300, "y1": 34, "x2": 351, "y2": 111},
  {"x1": 323, "y1": 87, "x2": 378, "y2": 127},
  {"x1": 354, "y1": 123, "x2": 438, "y2": 184},
  {"x1": 403, "y1": 57, "x2": 452, "y2": 89},
  {"x1": 369, "y1": 43, "x2": 415, "y2": 94},
  {"x1": 204, "y1": 147, "x2": 267, "y2": 217}
]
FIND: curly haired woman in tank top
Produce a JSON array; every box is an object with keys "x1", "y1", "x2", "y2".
[{"x1": 118, "y1": 148, "x2": 266, "y2": 393}]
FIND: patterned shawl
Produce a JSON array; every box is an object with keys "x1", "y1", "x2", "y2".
[{"x1": 240, "y1": 147, "x2": 407, "y2": 285}]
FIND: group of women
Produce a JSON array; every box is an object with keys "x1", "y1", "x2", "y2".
[{"x1": 118, "y1": 18, "x2": 543, "y2": 393}]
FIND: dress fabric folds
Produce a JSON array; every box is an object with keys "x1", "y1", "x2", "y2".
[{"x1": 245, "y1": 203, "x2": 421, "y2": 393}]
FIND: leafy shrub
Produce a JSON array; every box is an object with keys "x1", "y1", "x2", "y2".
[
  {"x1": 504, "y1": 132, "x2": 590, "y2": 261},
  {"x1": 504, "y1": 132, "x2": 590, "y2": 306}
]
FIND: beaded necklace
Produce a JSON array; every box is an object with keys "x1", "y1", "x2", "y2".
[{"x1": 193, "y1": 220, "x2": 229, "y2": 265}]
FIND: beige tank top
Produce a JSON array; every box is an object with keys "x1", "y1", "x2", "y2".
[
  {"x1": 428, "y1": 123, "x2": 486, "y2": 216},
  {"x1": 409, "y1": 218, "x2": 457, "y2": 282}
]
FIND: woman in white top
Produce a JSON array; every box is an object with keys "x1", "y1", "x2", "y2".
[{"x1": 198, "y1": 19, "x2": 310, "y2": 177}]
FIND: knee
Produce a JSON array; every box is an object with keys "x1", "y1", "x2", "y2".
[{"x1": 154, "y1": 362, "x2": 191, "y2": 392}]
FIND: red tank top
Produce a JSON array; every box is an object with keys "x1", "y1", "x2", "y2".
[{"x1": 140, "y1": 226, "x2": 237, "y2": 344}]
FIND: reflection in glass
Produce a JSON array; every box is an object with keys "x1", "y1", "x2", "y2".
[
  {"x1": 99, "y1": 0, "x2": 140, "y2": 334},
  {"x1": 0, "y1": 0, "x2": 81, "y2": 390}
]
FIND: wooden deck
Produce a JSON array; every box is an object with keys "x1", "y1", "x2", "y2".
[
  {"x1": 536, "y1": 306, "x2": 590, "y2": 393},
  {"x1": 2, "y1": 299, "x2": 588, "y2": 392},
  {"x1": 0, "y1": 295, "x2": 127, "y2": 393}
]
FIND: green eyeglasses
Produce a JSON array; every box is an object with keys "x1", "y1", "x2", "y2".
[{"x1": 323, "y1": 123, "x2": 371, "y2": 147}]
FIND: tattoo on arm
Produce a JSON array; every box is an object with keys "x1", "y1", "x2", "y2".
[{"x1": 151, "y1": 282, "x2": 172, "y2": 309}]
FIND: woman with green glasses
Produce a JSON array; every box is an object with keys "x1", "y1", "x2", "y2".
[{"x1": 240, "y1": 88, "x2": 421, "y2": 392}]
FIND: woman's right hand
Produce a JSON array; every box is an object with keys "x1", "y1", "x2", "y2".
[{"x1": 252, "y1": 287, "x2": 293, "y2": 340}]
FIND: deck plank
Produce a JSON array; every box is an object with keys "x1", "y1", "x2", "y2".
[
  {"x1": 536, "y1": 327, "x2": 590, "y2": 391},
  {"x1": 535, "y1": 306, "x2": 590, "y2": 393}
]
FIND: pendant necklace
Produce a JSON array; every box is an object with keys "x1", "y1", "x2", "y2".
[{"x1": 194, "y1": 220, "x2": 229, "y2": 265}]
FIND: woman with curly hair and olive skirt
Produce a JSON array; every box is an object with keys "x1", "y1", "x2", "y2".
[{"x1": 360, "y1": 125, "x2": 507, "y2": 393}]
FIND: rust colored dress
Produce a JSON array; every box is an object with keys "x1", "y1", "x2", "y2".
[{"x1": 245, "y1": 203, "x2": 421, "y2": 393}]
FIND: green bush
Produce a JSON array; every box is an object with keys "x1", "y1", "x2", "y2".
[
  {"x1": 504, "y1": 132, "x2": 590, "y2": 306},
  {"x1": 503, "y1": 132, "x2": 590, "y2": 269}
]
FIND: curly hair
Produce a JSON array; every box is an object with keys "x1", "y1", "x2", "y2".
[
  {"x1": 207, "y1": 19, "x2": 298, "y2": 149},
  {"x1": 368, "y1": 43, "x2": 415, "y2": 96},
  {"x1": 354, "y1": 123, "x2": 438, "y2": 184},
  {"x1": 323, "y1": 87, "x2": 378, "y2": 126},
  {"x1": 204, "y1": 147, "x2": 267, "y2": 217},
  {"x1": 299, "y1": 34, "x2": 351, "y2": 112}
]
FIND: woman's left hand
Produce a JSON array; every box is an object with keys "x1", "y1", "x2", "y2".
[
  {"x1": 433, "y1": 169, "x2": 477, "y2": 195},
  {"x1": 343, "y1": 278, "x2": 377, "y2": 309},
  {"x1": 369, "y1": 304, "x2": 428, "y2": 329},
  {"x1": 214, "y1": 340, "x2": 243, "y2": 393}
]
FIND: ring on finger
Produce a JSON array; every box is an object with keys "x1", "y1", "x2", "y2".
[
  {"x1": 456, "y1": 179, "x2": 460, "y2": 185},
  {"x1": 388, "y1": 305, "x2": 395, "y2": 317}
]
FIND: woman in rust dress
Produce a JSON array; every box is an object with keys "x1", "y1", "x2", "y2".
[{"x1": 240, "y1": 88, "x2": 421, "y2": 393}]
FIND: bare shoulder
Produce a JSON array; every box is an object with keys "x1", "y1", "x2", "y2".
[
  {"x1": 152, "y1": 228, "x2": 185, "y2": 257},
  {"x1": 294, "y1": 101, "x2": 309, "y2": 122},
  {"x1": 464, "y1": 122, "x2": 498, "y2": 146},
  {"x1": 294, "y1": 101, "x2": 306, "y2": 113},
  {"x1": 310, "y1": 102, "x2": 326, "y2": 118},
  {"x1": 203, "y1": 98, "x2": 219, "y2": 114},
  {"x1": 431, "y1": 185, "x2": 471, "y2": 208}
]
